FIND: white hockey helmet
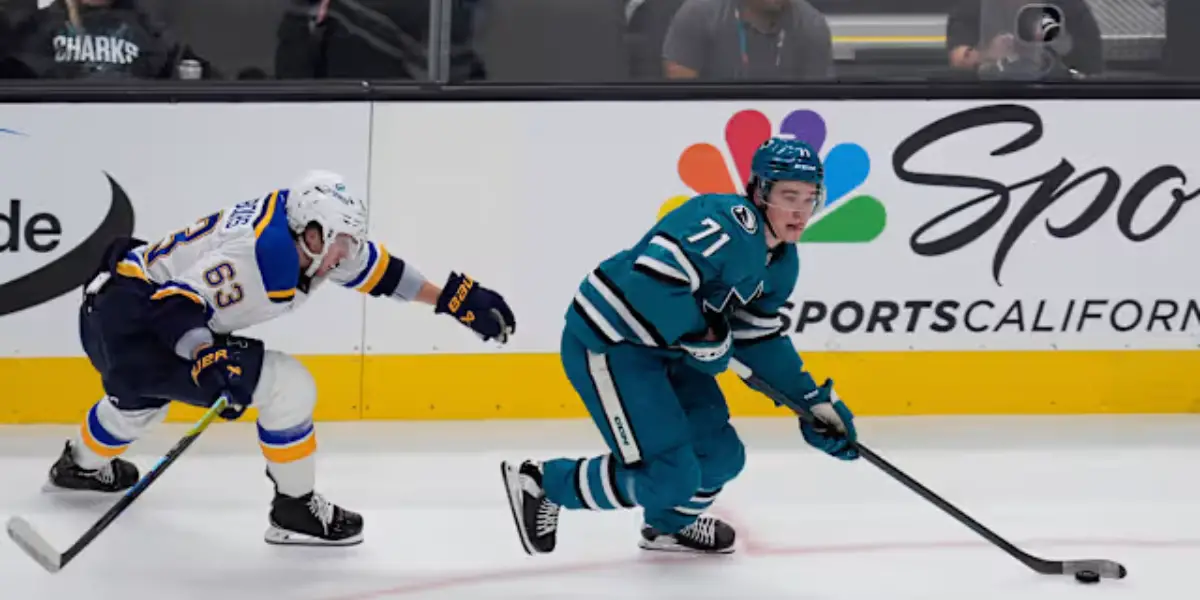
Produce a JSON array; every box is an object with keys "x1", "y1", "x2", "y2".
[{"x1": 287, "y1": 170, "x2": 368, "y2": 277}]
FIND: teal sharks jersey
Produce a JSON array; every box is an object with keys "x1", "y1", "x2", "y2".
[{"x1": 565, "y1": 193, "x2": 799, "y2": 353}]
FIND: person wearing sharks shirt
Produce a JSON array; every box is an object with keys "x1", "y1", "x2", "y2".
[{"x1": 5, "y1": 0, "x2": 218, "y2": 80}]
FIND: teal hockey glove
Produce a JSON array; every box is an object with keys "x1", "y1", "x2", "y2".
[
  {"x1": 799, "y1": 378, "x2": 859, "y2": 460},
  {"x1": 678, "y1": 313, "x2": 732, "y2": 376}
]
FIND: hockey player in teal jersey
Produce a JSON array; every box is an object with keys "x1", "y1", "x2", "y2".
[{"x1": 501, "y1": 137, "x2": 860, "y2": 555}]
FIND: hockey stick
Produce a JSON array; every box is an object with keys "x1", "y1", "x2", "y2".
[
  {"x1": 6, "y1": 394, "x2": 229, "y2": 573},
  {"x1": 728, "y1": 358, "x2": 1127, "y2": 581}
]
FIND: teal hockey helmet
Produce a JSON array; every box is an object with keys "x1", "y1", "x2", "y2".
[
  {"x1": 747, "y1": 136, "x2": 826, "y2": 242},
  {"x1": 750, "y1": 136, "x2": 823, "y2": 187}
]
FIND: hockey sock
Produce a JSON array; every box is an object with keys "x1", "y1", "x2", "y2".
[
  {"x1": 673, "y1": 486, "x2": 722, "y2": 518},
  {"x1": 257, "y1": 420, "x2": 316, "y2": 497},
  {"x1": 543, "y1": 454, "x2": 637, "y2": 510},
  {"x1": 641, "y1": 486, "x2": 722, "y2": 532},
  {"x1": 72, "y1": 398, "x2": 168, "y2": 469}
]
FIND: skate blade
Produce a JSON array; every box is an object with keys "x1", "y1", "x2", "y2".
[
  {"x1": 264, "y1": 525, "x2": 363, "y2": 547},
  {"x1": 637, "y1": 538, "x2": 735, "y2": 555},
  {"x1": 40, "y1": 480, "x2": 126, "y2": 495},
  {"x1": 500, "y1": 461, "x2": 538, "y2": 556}
]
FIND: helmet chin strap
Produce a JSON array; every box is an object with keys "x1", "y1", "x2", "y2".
[
  {"x1": 300, "y1": 235, "x2": 329, "y2": 278},
  {"x1": 752, "y1": 178, "x2": 782, "y2": 242}
]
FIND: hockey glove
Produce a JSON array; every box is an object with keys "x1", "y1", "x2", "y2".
[
  {"x1": 191, "y1": 343, "x2": 251, "y2": 420},
  {"x1": 435, "y1": 272, "x2": 516, "y2": 344},
  {"x1": 677, "y1": 313, "x2": 732, "y2": 376},
  {"x1": 799, "y1": 378, "x2": 859, "y2": 461}
]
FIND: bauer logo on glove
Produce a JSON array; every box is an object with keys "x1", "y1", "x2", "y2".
[
  {"x1": 446, "y1": 275, "x2": 475, "y2": 320},
  {"x1": 435, "y1": 272, "x2": 517, "y2": 344},
  {"x1": 191, "y1": 347, "x2": 242, "y2": 384},
  {"x1": 190, "y1": 343, "x2": 253, "y2": 420}
]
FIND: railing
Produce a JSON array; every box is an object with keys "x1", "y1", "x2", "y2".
[{"x1": 0, "y1": 0, "x2": 1189, "y2": 103}]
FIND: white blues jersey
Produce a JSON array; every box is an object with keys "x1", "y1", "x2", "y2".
[{"x1": 115, "y1": 189, "x2": 420, "y2": 334}]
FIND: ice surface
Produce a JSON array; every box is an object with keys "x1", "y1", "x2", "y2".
[{"x1": 1, "y1": 415, "x2": 1196, "y2": 600}]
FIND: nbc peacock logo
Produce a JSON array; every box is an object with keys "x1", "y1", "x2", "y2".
[{"x1": 657, "y1": 108, "x2": 886, "y2": 243}]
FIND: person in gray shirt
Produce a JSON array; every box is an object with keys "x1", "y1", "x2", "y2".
[{"x1": 663, "y1": 0, "x2": 833, "y2": 81}]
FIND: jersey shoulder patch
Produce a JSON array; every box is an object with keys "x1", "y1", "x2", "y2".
[
  {"x1": 730, "y1": 203, "x2": 758, "y2": 234},
  {"x1": 252, "y1": 190, "x2": 299, "y2": 303},
  {"x1": 700, "y1": 194, "x2": 759, "y2": 235}
]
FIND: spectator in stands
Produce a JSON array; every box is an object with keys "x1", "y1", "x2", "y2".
[
  {"x1": 663, "y1": 0, "x2": 833, "y2": 81},
  {"x1": 275, "y1": 0, "x2": 485, "y2": 80},
  {"x1": 946, "y1": 0, "x2": 1103, "y2": 79},
  {"x1": 3, "y1": 0, "x2": 217, "y2": 79}
]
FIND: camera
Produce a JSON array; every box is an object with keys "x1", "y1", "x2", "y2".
[
  {"x1": 977, "y1": 2, "x2": 1082, "y2": 81},
  {"x1": 1015, "y1": 3, "x2": 1064, "y2": 44}
]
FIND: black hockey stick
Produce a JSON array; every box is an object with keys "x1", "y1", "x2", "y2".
[
  {"x1": 6, "y1": 394, "x2": 229, "y2": 573},
  {"x1": 728, "y1": 359, "x2": 1127, "y2": 580}
]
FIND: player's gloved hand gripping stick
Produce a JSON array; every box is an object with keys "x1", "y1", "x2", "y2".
[
  {"x1": 191, "y1": 343, "x2": 252, "y2": 420},
  {"x1": 729, "y1": 358, "x2": 1128, "y2": 582},
  {"x1": 6, "y1": 394, "x2": 231, "y2": 573},
  {"x1": 678, "y1": 311, "x2": 734, "y2": 376}
]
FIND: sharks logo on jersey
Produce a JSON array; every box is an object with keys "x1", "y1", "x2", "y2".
[{"x1": 701, "y1": 279, "x2": 764, "y2": 315}]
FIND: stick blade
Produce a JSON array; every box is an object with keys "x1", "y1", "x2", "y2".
[
  {"x1": 1062, "y1": 559, "x2": 1128, "y2": 579},
  {"x1": 6, "y1": 516, "x2": 63, "y2": 573}
]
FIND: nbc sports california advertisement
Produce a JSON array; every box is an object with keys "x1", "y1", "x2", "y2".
[
  {"x1": 1, "y1": 100, "x2": 1198, "y2": 422},
  {"x1": 367, "y1": 100, "x2": 1200, "y2": 418}
]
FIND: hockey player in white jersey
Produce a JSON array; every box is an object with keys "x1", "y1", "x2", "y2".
[{"x1": 45, "y1": 170, "x2": 516, "y2": 546}]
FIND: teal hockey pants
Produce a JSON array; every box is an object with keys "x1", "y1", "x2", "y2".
[{"x1": 542, "y1": 329, "x2": 746, "y2": 533}]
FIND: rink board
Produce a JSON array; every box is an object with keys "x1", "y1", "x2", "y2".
[
  {"x1": 1, "y1": 349, "x2": 1198, "y2": 423},
  {"x1": 4, "y1": 100, "x2": 1200, "y2": 423}
]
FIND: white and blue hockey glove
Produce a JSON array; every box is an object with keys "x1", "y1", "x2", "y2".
[
  {"x1": 678, "y1": 313, "x2": 732, "y2": 376},
  {"x1": 799, "y1": 379, "x2": 859, "y2": 461}
]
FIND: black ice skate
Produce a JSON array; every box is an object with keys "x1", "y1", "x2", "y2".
[
  {"x1": 639, "y1": 515, "x2": 736, "y2": 554},
  {"x1": 45, "y1": 441, "x2": 139, "y2": 493},
  {"x1": 265, "y1": 490, "x2": 364, "y2": 546},
  {"x1": 500, "y1": 460, "x2": 559, "y2": 555}
]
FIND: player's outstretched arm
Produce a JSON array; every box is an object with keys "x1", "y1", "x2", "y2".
[{"x1": 329, "y1": 240, "x2": 516, "y2": 344}]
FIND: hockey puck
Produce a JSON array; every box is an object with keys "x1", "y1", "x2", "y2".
[{"x1": 1074, "y1": 570, "x2": 1101, "y2": 584}]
